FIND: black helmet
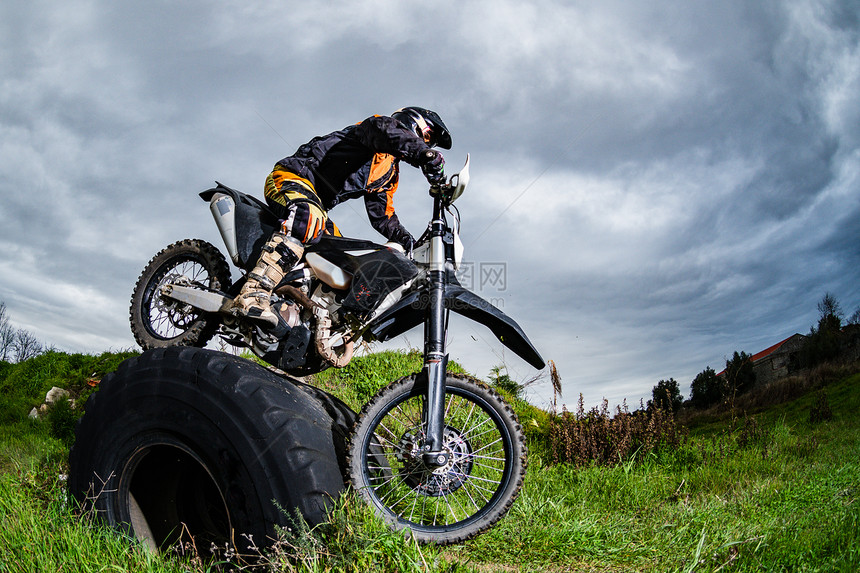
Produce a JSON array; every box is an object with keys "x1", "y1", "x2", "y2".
[{"x1": 391, "y1": 106, "x2": 452, "y2": 149}]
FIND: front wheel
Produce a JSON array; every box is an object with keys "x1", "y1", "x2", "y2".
[
  {"x1": 130, "y1": 239, "x2": 231, "y2": 350},
  {"x1": 347, "y1": 373, "x2": 527, "y2": 544}
]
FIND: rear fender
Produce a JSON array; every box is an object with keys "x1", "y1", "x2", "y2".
[{"x1": 200, "y1": 183, "x2": 279, "y2": 271}]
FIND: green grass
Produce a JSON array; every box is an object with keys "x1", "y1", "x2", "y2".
[
  {"x1": 309, "y1": 347, "x2": 467, "y2": 412},
  {"x1": 0, "y1": 471, "x2": 188, "y2": 573},
  {"x1": 0, "y1": 351, "x2": 857, "y2": 571},
  {"x1": 0, "y1": 464, "x2": 468, "y2": 573},
  {"x1": 457, "y1": 372, "x2": 858, "y2": 571}
]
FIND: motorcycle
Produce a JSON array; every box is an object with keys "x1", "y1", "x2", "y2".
[{"x1": 129, "y1": 156, "x2": 545, "y2": 544}]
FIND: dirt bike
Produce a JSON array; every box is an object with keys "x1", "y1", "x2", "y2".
[{"x1": 128, "y1": 155, "x2": 545, "y2": 544}]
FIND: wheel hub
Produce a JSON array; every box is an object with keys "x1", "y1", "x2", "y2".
[
  {"x1": 397, "y1": 427, "x2": 473, "y2": 497},
  {"x1": 155, "y1": 273, "x2": 196, "y2": 328}
]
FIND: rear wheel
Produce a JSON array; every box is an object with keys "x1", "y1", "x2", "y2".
[
  {"x1": 347, "y1": 373, "x2": 527, "y2": 544},
  {"x1": 130, "y1": 239, "x2": 230, "y2": 349}
]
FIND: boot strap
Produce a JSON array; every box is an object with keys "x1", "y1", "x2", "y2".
[{"x1": 247, "y1": 272, "x2": 276, "y2": 290}]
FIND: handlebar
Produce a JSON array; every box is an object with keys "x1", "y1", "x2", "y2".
[{"x1": 429, "y1": 154, "x2": 470, "y2": 206}]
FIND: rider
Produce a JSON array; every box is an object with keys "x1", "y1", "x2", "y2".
[{"x1": 230, "y1": 107, "x2": 452, "y2": 327}]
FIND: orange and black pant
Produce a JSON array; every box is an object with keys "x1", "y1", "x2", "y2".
[{"x1": 264, "y1": 167, "x2": 341, "y2": 245}]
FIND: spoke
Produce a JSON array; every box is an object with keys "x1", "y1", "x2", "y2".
[
  {"x1": 438, "y1": 486, "x2": 457, "y2": 524},
  {"x1": 471, "y1": 461, "x2": 505, "y2": 475},
  {"x1": 460, "y1": 486, "x2": 493, "y2": 509},
  {"x1": 390, "y1": 401, "x2": 422, "y2": 429},
  {"x1": 469, "y1": 436, "x2": 505, "y2": 457},
  {"x1": 468, "y1": 453, "x2": 507, "y2": 463},
  {"x1": 450, "y1": 486, "x2": 475, "y2": 521},
  {"x1": 432, "y1": 476, "x2": 442, "y2": 526},
  {"x1": 459, "y1": 401, "x2": 478, "y2": 438},
  {"x1": 445, "y1": 393, "x2": 468, "y2": 422},
  {"x1": 374, "y1": 423, "x2": 403, "y2": 447},
  {"x1": 407, "y1": 488, "x2": 420, "y2": 523},
  {"x1": 386, "y1": 484, "x2": 422, "y2": 509},
  {"x1": 366, "y1": 474, "x2": 391, "y2": 486},
  {"x1": 458, "y1": 416, "x2": 495, "y2": 441},
  {"x1": 364, "y1": 454, "x2": 396, "y2": 478},
  {"x1": 378, "y1": 480, "x2": 411, "y2": 506},
  {"x1": 366, "y1": 465, "x2": 399, "y2": 485},
  {"x1": 459, "y1": 483, "x2": 501, "y2": 503},
  {"x1": 153, "y1": 313, "x2": 175, "y2": 336},
  {"x1": 459, "y1": 476, "x2": 483, "y2": 513},
  {"x1": 463, "y1": 479, "x2": 498, "y2": 499},
  {"x1": 420, "y1": 485, "x2": 429, "y2": 525},
  {"x1": 462, "y1": 423, "x2": 501, "y2": 443},
  {"x1": 446, "y1": 470, "x2": 503, "y2": 487}
]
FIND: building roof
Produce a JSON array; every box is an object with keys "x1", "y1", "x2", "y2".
[
  {"x1": 750, "y1": 334, "x2": 801, "y2": 363},
  {"x1": 716, "y1": 333, "x2": 804, "y2": 376}
]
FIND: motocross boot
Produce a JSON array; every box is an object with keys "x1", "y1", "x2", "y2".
[{"x1": 230, "y1": 233, "x2": 304, "y2": 328}]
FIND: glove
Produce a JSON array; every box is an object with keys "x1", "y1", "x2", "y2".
[
  {"x1": 390, "y1": 227, "x2": 415, "y2": 254},
  {"x1": 420, "y1": 149, "x2": 445, "y2": 185}
]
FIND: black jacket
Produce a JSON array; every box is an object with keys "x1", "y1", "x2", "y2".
[{"x1": 275, "y1": 115, "x2": 433, "y2": 245}]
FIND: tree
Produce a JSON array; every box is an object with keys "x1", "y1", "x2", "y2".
[
  {"x1": 649, "y1": 378, "x2": 683, "y2": 413},
  {"x1": 689, "y1": 366, "x2": 721, "y2": 409},
  {"x1": 0, "y1": 302, "x2": 15, "y2": 362},
  {"x1": 724, "y1": 351, "x2": 756, "y2": 398},
  {"x1": 816, "y1": 292, "x2": 843, "y2": 333},
  {"x1": 0, "y1": 301, "x2": 45, "y2": 363},
  {"x1": 13, "y1": 328, "x2": 43, "y2": 363},
  {"x1": 848, "y1": 306, "x2": 860, "y2": 326},
  {"x1": 802, "y1": 292, "x2": 845, "y2": 366}
]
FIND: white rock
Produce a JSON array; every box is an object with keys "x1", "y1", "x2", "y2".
[{"x1": 45, "y1": 387, "x2": 70, "y2": 405}]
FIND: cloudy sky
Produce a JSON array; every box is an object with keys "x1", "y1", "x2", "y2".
[{"x1": 1, "y1": 0, "x2": 858, "y2": 410}]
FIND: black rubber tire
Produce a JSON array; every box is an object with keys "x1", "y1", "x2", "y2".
[
  {"x1": 129, "y1": 239, "x2": 231, "y2": 350},
  {"x1": 347, "y1": 373, "x2": 527, "y2": 545},
  {"x1": 68, "y1": 347, "x2": 351, "y2": 558}
]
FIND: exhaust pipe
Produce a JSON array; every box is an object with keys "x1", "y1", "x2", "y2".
[{"x1": 208, "y1": 193, "x2": 240, "y2": 265}]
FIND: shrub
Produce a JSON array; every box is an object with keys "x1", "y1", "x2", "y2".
[
  {"x1": 488, "y1": 364, "x2": 523, "y2": 399},
  {"x1": 549, "y1": 395, "x2": 684, "y2": 467},
  {"x1": 47, "y1": 397, "x2": 78, "y2": 446},
  {"x1": 808, "y1": 391, "x2": 833, "y2": 424},
  {"x1": 0, "y1": 350, "x2": 138, "y2": 404}
]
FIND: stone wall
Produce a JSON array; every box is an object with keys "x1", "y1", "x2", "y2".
[{"x1": 751, "y1": 334, "x2": 807, "y2": 386}]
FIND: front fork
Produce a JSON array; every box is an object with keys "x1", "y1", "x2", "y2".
[{"x1": 421, "y1": 197, "x2": 450, "y2": 468}]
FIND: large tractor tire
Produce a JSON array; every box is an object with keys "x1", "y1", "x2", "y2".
[{"x1": 68, "y1": 346, "x2": 353, "y2": 558}]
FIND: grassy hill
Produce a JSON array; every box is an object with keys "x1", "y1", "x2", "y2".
[{"x1": 0, "y1": 349, "x2": 857, "y2": 572}]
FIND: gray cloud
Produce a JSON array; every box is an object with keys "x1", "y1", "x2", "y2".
[{"x1": 1, "y1": 0, "x2": 858, "y2": 409}]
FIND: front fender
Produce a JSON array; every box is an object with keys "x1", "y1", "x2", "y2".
[
  {"x1": 445, "y1": 285, "x2": 545, "y2": 370},
  {"x1": 368, "y1": 285, "x2": 545, "y2": 370}
]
